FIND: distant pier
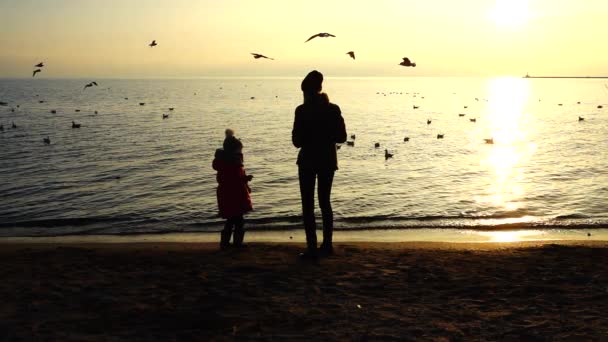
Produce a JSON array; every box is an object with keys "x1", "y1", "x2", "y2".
[{"x1": 523, "y1": 73, "x2": 608, "y2": 79}]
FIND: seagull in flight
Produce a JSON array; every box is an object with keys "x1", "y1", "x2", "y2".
[
  {"x1": 346, "y1": 51, "x2": 355, "y2": 60},
  {"x1": 35, "y1": 62, "x2": 44, "y2": 68},
  {"x1": 305, "y1": 32, "x2": 336, "y2": 43},
  {"x1": 251, "y1": 53, "x2": 274, "y2": 60},
  {"x1": 84, "y1": 81, "x2": 98, "y2": 90},
  {"x1": 149, "y1": 40, "x2": 157, "y2": 47},
  {"x1": 399, "y1": 57, "x2": 416, "y2": 67},
  {"x1": 33, "y1": 69, "x2": 42, "y2": 77}
]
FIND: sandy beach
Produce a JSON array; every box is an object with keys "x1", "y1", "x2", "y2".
[{"x1": 3, "y1": 240, "x2": 608, "y2": 340}]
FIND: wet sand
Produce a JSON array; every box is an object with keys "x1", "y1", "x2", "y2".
[{"x1": 3, "y1": 241, "x2": 608, "y2": 340}]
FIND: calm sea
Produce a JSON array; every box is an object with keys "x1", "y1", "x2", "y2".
[{"x1": 0, "y1": 77, "x2": 606, "y2": 237}]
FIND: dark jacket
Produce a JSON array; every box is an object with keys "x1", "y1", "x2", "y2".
[{"x1": 292, "y1": 96, "x2": 347, "y2": 171}]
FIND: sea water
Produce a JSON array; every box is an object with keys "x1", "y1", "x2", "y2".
[{"x1": 0, "y1": 77, "x2": 606, "y2": 237}]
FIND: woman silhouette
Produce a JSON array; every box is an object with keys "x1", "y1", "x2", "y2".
[{"x1": 292, "y1": 70, "x2": 347, "y2": 259}]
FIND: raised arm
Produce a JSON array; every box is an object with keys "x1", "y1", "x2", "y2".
[{"x1": 333, "y1": 105, "x2": 347, "y2": 143}]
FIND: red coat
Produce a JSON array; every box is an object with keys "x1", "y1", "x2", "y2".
[{"x1": 212, "y1": 153, "x2": 253, "y2": 219}]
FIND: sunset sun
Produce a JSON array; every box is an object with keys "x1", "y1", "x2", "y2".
[{"x1": 491, "y1": 0, "x2": 530, "y2": 29}]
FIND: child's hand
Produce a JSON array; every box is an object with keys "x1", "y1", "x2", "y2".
[{"x1": 246, "y1": 175, "x2": 254, "y2": 182}]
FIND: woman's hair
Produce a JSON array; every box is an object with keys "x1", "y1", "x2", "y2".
[{"x1": 301, "y1": 70, "x2": 329, "y2": 105}]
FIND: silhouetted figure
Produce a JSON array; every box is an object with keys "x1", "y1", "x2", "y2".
[
  {"x1": 71, "y1": 121, "x2": 81, "y2": 128},
  {"x1": 305, "y1": 32, "x2": 336, "y2": 43},
  {"x1": 346, "y1": 51, "x2": 355, "y2": 60},
  {"x1": 292, "y1": 70, "x2": 347, "y2": 259},
  {"x1": 403, "y1": 137, "x2": 409, "y2": 142},
  {"x1": 162, "y1": 114, "x2": 169, "y2": 119},
  {"x1": 213, "y1": 129, "x2": 253, "y2": 249},
  {"x1": 251, "y1": 53, "x2": 274, "y2": 60},
  {"x1": 413, "y1": 105, "x2": 419, "y2": 109},
  {"x1": 399, "y1": 57, "x2": 416, "y2": 67},
  {"x1": 437, "y1": 134, "x2": 444, "y2": 139},
  {"x1": 43, "y1": 136, "x2": 51, "y2": 145},
  {"x1": 427, "y1": 119, "x2": 431, "y2": 125},
  {"x1": 578, "y1": 116, "x2": 584, "y2": 121},
  {"x1": 149, "y1": 40, "x2": 157, "y2": 47},
  {"x1": 469, "y1": 118, "x2": 477, "y2": 122},
  {"x1": 459, "y1": 113, "x2": 465, "y2": 117},
  {"x1": 374, "y1": 142, "x2": 380, "y2": 148},
  {"x1": 350, "y1": 134, "x2": 356, "y2": 140},
  {"x1": 33, "y1": 69, "x2": 41, "y2": 77},
  {"x1": 385, "y1": 149, "x2": 393, "y2": 160},
  {"x1": 11, "y1": 122, "x2": 17, "y2": 129}
]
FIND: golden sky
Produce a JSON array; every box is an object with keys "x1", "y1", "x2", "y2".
[{"x1": 1, "y1": 0, "x2": 607, "y2": 78}]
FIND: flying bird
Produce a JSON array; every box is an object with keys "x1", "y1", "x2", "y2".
[
  {"x1": 83, "y1": 82, "x2": 98, "y2": 90},
  {"x1": 251, "y1": 53, "x2": 274, "y2": 60},
  {"x1": 305, "y1": 32, "x2": 336, "y2": 43},
  {"x1": 149, "y1": 40, "x2": 157, "y2": 47},
  {"x1": 399, "y1": 57, "x2": 416, "y2": 67},
  {"x1": 346, "y1": 51, "x2": 355, "y2": 60},
  {"x1": 35, "y1": 62, "x2": 44, "y2": 68},
  {"x1": 33, "y1": 69, "x2": 42, "y2": 77}
]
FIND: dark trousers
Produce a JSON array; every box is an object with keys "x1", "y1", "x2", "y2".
[
  {"x1": 220, "y1": 215, "x2": 244, "y2": 247},
  {"x1": 298, "y1": 168, "x2": 335, "y2": 251}
]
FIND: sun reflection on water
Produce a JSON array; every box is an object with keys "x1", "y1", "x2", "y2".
[
  {"x1": 476, "y1": 77, "x2": 536, "y2": 212},
  {"x1": 477, "y1": 230, "x2": 546, "y2": 242}
]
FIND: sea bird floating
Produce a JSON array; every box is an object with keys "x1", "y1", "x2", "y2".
[
  {"x1": 71, "y1": 121, "x2": 81, "y2": 128},
  {"x1": 385, "y1": 149, "x2": 393, "y2": 160},
  {"x1": 578, "y1": 116, "x2": 584, "y2": 121},
  {"x1": 399, "y1": 57, "x2": 416, "y2": 67},
  {"x1": 251, "y1": 53, "x2": 274, "y2": 60},
  {"x1": 484, "y1": 138, "x2": 494, "y2": 144},
  {"x1": 43, "y1": 136, "x2": 51, "y2": 144},
  {"x1": 305, "y1": 32, "x2": 336, "y2": 43},
  {"x1": 374, "y1": 142, "x2": 380, "y2": 148},
  {"x1": 437, "y1": 134, "x2": 444, "y2": 139}
]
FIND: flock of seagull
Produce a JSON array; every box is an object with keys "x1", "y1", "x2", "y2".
[
  {"x1": 243, "y1": 32, "x2": 416, "y2": 66},
  {"x1": 1, "y1": 33, "x2": 602, "y2": 152}
]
